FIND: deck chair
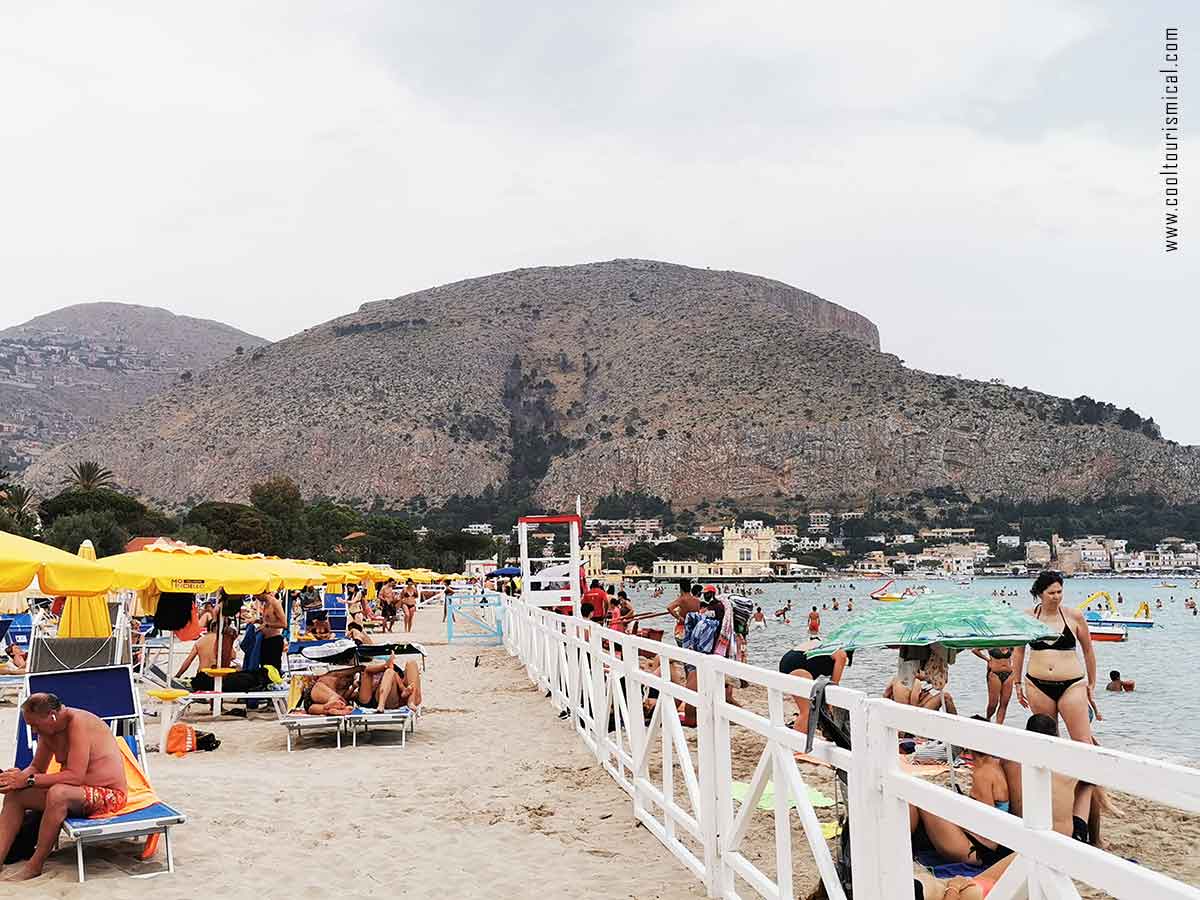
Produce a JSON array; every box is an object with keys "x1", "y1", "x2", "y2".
[
  {"x1": 28, "y1": 636, "x2": 130, "y2": 673},
  {"x1": 344, "y1": 705, "x2": 416, "y2": 748},
  {"x1": 276, "y1": 675, "x2": 347, "y2": 751},
  {"x1": 16, "y1": 665, "x2": 186, "y2": 881}
]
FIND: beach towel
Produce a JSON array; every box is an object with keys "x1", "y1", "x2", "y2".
[
  {"x1": 793, "y1": 751, "x2": 950, "y2": 779},
  {"x1": 712, "y1": 598, "x2": 735, "y2": 660},
  {"x1": 730, "y1": 780, "x2": 835, "y2": 811},
  {"x1": 47, "y1": 739, "x2": 158, "y2": 818},
  {"x1": 240, "y1": 623, "x2": 263, "y2": 671}
]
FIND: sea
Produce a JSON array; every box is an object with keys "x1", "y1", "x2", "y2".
[{"x1": 629, "y1": 576, "x2": 1199, "y2": 765}]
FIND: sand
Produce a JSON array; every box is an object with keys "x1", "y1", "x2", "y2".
[{"x1": 0, "y1": 610, "x2": 1195, "y2": 899}]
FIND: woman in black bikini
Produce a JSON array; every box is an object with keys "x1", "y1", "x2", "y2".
[
  {"x1": 779, "y1": 641, "x2": 853, "y2": 731},
  {"x1": 971, "y1": 644, "x2": 1016, "y2": 724},
  {"x1": 1012, "y1": 571, "x2": 1100, "y2": 744}
]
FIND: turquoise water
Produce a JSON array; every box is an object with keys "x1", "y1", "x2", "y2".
[{"x1": 633, "y1": 577, "x2": 1199, "y2": 763}]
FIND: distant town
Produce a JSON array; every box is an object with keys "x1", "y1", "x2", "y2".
[{"x1": 448, "y1": 509, "x2": 1200, "y2": 581}]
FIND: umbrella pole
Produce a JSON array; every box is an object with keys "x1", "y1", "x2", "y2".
[{"x1": 167, "y1": 631, "x2": 175, "y2": 691}]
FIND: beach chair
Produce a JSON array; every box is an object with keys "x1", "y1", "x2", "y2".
[
  {"x1": 276, "y1": 675, "x2": 347, "y2": 751},
  {"x1": 15, "y1": 665, "x2": 186, "y2": 881},
  {"x1": 344, "y1": 705, "x2": 416, "y2": 748}
]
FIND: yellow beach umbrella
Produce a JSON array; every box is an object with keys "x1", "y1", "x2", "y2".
[
  {"x1": 0, "y1": 530, "x2": 115, "y2": 596},
  {"x1": 58, "y1": 539, "x2": 113, "y2": 638},
  {"x1": 102, "y1": 539, "x2": 284, "y2": 597}
]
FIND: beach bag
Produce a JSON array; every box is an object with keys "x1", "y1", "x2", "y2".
[
  {"x1": 3, "y1": 812, "x2": 40, "y2": 863},
  {"x1": 166, "y1": 723, "x2": 221, "y2": 756}
]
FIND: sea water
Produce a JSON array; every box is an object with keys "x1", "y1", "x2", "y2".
[{"x1": 633, "y1": 577, "x2": 1199, "y2": 763}]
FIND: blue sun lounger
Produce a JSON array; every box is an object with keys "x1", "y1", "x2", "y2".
[{"x1": 16, "y1": 665, "x2": 186, "y2": 882}]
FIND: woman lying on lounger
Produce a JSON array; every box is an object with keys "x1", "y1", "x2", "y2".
[{"x1": 355, "y1": 652, "x2": 422, "y2": 713}]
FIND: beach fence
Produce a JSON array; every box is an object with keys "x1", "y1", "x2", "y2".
[
  {"x1": 501, "y1": 596, "x2": 1200, "y2": 900},
  {"x1": 446, "y1": 590, "x2": 504, "y2": 645}
]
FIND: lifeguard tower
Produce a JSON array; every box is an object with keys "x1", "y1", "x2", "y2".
[{"x1": 516, "y1": 512, "x2": 583, "y2": 616}]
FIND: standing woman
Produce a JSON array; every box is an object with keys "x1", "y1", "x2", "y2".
[
  {"x1": 1012, "y1": 571, "x2": 1101, "y2": 743},
  {"x1": 971, "y1": 644, "x2": 1016, "y2": 724},
  {"x1": 399, "y1": 578, "x2": 419, "y2": 633}
]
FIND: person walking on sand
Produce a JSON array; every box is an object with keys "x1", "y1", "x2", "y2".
[{"x1": 399, "y1": 579, "x2": 419, "y2": 633}]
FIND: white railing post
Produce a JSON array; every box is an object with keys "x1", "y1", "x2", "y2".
[
  {"x1": 864, "y1": 699, "x2": 916, "y2": 898},
  {"x1": 1022, "y1": 762, "x2": 1054, "y2": 900},
  {"x1": 846, "y1": 691, "x2": 882, "y2": 900},
  {"x1": 696, "y1": 662, "x2": 719, "y2": 897},
  {"x1": 589, "y1": 622, "x2": 606, "y2": 764}
]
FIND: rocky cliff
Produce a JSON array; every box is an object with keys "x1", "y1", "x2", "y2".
[
  {"x1": 20, "y1": 260, "x2": 1200, "y2": 510},
  {"x1": 0, "y1": 302, "x2": 266, "y2": 472}
]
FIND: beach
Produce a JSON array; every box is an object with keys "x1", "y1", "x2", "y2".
[{"x1": 0, "y1": 606, "x2": 1197, "y2": 899}]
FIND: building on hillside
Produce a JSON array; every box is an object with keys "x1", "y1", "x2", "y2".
[
  {"x1": 997, "y1": 535, "x2": 1021, "y2": 548},
  {"x1": 462, "y1": 523, "x2": 493, "y2": 535},
  {"x1": 892, "y1": 534, "x2": 915, "y2": 545},
  {"x1": 866, "y1": 534, "x2": 887, "y2": 544},
  {"x1": 413, "y1": 526, "x2": 430, "y2": 541},
  {"x1": 1024, "y1": 541, "x2": 1051, "y2": 565},
  {"x1": 808, "y1": 511, "x2": 832, "y2": 533},
  {"x1": 919, "y1": 527, "x2": 976, "y2": 540},
  {"x1": 774, "y1": 524, "x2": 798, "y2": 537},
  {"x1": 794, "y1": 535, "x2": 829, "y2": 552},
  {"x1": 740, "y1": 519, "x2": 765, "y2": 531},
  {"x1": 582, "y1": 542, "x2": 602, "y2": 578},
  {"x1": 692, "y1": 525, "x2": 725, "y2": 542},
  {"x1": 839, "y1": 511, "x2": 865, "y2": 521},
  {"x1": 1054, "y1": 546, "x2": 1083, "y2": 575}
]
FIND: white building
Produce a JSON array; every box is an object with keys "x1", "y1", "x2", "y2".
[
  {"x1": 997, "y1": 535, "x2": 1021, "y2": 548},
  {"x1": 808, "y1": 511, "x2": 832, "y2": 533},
  {"x1": 462, "y1": 523, "x2": 494, "y2": 536}
]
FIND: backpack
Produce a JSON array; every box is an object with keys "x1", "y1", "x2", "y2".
[{"x1": 3, "y1": 812, "x2": 40, "y2": 864}]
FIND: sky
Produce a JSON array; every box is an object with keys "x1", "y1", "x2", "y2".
[{"x1": 2, "y1": 1, "x2": 1197, "y2": 442}]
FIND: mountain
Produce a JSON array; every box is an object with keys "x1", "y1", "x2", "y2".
[
  {"x1": 20, "y1": 260, "x2": 1200, "y2": 511},
  {"x1": 0, "y1": 302, "x2": 267, "y2": 473}
]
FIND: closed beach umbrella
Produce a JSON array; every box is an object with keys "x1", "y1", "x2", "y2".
[
  {"x1": 58, "y1": 540, "x2": 114, "y2": 638},
  {"x1": 808, "y1": 594, "x2": 1058, "y2": 657},
  {"x1": 0, "y1": 530, "x2": 115, "y2": 597}
]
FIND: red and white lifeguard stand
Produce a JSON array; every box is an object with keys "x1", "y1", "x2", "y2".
[{"x1": 516, "y1": 510, "x2": 583, "y2": 616}]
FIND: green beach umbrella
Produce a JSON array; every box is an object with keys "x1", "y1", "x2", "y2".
[{"x1": 808, "y1": 594, "x2": 1058, "y2": 657}]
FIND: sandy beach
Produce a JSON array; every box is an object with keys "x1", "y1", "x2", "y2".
[{"x1": 0, "y1": 610, "x2": 1195, "y2": 899}]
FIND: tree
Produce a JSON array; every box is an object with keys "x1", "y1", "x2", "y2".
[
  {"x1": 305, "y1": 499, "x2": 364, "y2": 561},
  {"x1": 0, "y1": 484, "x2": 39, "y2": 536},
  {"x1": 185, "y1": 502, "x2": 276, "y2": 553},
  {"x1": 38, "y1": 487, "x2": 174, "y2": 536},
  {"x1": 62, "y1": 460, "x2": 116, "y2": 492},
  {"x1": 250, "y1": 475, "x2": 308, "y2": 556},
  {"x1": 43, "y1": 511, "x2": 129, "y2": 557}
]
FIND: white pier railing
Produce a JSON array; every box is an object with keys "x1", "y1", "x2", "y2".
[{"x1": 501, "y1": 596, "x2": 1200, "y2": 900}]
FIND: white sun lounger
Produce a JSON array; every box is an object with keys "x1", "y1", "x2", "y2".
[{"x1": 344, "y1": 706, "x2": 417, "y2": 748}]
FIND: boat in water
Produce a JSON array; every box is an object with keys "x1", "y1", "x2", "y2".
[
  {"x1": 1088, "y1": 623, "x2": 1129, "y2": 642},
  {"x1": 1079, "y1": 592, "x2": 1155, "y2": 628}
]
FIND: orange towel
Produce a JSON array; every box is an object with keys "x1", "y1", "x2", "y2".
[{"x1": 47, "y1": 738, "x2": 159, "y2": 818}]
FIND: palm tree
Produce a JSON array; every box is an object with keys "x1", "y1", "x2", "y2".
[
  {"x1": 62, "y1": 460, "x2": 116, "y2": 492},
  {"x1": 0, "y1": 484, "x2": 39, "y2": 533}
]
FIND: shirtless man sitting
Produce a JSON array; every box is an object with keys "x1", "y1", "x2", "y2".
[
  {"x1": 175, "y1": 619, "x2": 237, "y2": 691},
  {"x1": 0, "y1": 693, "x2": 129, "y2": 880}
]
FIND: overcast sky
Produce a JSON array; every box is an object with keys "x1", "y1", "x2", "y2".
[{"x1": 3, "y1": 2, "x2": 1196, "y2": 442}]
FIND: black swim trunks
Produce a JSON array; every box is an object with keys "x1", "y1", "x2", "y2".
[{"x1": 779, "y1": 649, "x2": 835, "y2": 679}]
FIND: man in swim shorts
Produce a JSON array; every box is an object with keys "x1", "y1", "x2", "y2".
[{"x1": 0, "y1": 693, "x2": 129, "y2": 880}]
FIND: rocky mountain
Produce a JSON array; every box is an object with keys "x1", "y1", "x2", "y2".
[
  {"x1": 20, "y1": 260, "x2": 1200, "y2": 511},
  {"x1": 0, "y1": 303, "x2": 266, "y2": 473}
]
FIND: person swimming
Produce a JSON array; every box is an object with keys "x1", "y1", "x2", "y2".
[{"x1": 1105, "y1": 669, "x2": 1135, "y2": 692}]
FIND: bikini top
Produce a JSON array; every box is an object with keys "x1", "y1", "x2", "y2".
[
  {"x1": 1028, "y1": 606, "x2": 1077, "y2": 652},
  {"x1": 988, "y1": 647, "x2": 1013, "y2": 660}
]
